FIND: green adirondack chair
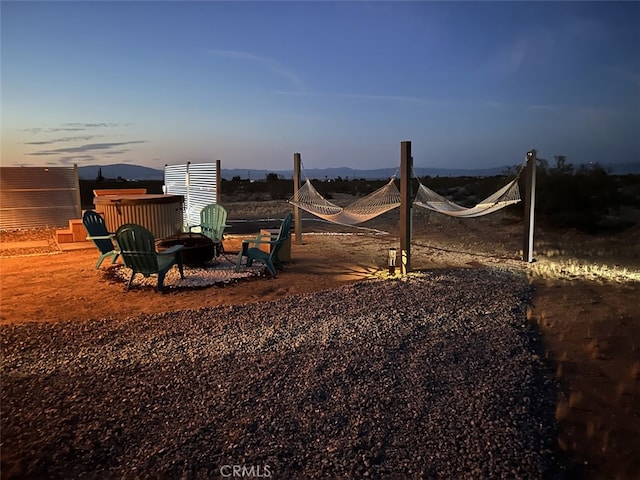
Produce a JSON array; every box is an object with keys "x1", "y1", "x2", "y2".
[
  {"x1": 115, "y1": 223, "x2": 185, "y2": 291},
  {"x1": 82, "y1": 210, "x2": 120, "y2": 269},
  {"x1": 188, "y1": 204, "x2": 228, "y2": 242},
  {"x1": 235, "y1": 213, "x2": 293, "y2": 277},
  {"x1": 188, "y1": 204, "x2": 229, "y2": 254}
]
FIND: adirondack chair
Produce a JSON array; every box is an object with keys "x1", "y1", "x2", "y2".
[
  {"x1": 115, "y1": 223, "x2": 184, "y2": 291},
  {"x1": 188, "y1": 204, "x2": 229, "y2": 254},
  {"x1": 235, "y1": 214, "x2": 293, "y2": 277},
  {"x1": 82, "y1": 210, "x2": 120, "y2": 269}
]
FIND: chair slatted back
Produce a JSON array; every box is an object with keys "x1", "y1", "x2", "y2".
[
  {"x1": 269, "y1": 214, "x2": 292, "y2": 262},
  {"x1": 115, "y1": 224, "x2": 159, "y2": 275},
  {"x1": 83, "y1": 210, "x2": 114, "y2": 254},
  {"x1": 199, "y1": 204, "x2": 228, "y2": 242}
]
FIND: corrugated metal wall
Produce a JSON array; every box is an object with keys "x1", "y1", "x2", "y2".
[
  {"x1": 164, "y1": 162, "x2": 218, "y2": 229},
  {"x1": 0, "y1": 166, "x2": 81, "y2": 230}
]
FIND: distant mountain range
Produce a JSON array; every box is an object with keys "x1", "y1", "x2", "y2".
[
  {"x1": 224, "y1": 166, "x2": 514, "y2": 180},
  {"x1": 78, "y1": 162, "x2": 640, "y2": 181},
  {"x1": 78, "y1": 164, "x2": 165, "y2": 180}
]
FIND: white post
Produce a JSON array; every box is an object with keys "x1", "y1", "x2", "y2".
[
  {"x1": 293, "y1": 153, "x2": 302, "y2": 245},
  {"x1": 523, "y1": 150, "x2": 537, "y2": 262}
]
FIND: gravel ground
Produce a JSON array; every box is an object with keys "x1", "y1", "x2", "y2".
[
  {"x1": 104, "y1": 258, "x2": 265, "y2": 290},
  {"x1": 0, "y1": 228, "x2": 60, "y2": 257},
  {"x1": 1, "y1": 268, "x2": 564, "y2": 479}
]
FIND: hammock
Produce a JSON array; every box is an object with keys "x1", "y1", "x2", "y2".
[
  {"x1": 413, "y1": 177, "x2": 521, "y2": 218},
  {"x1": 289, "y1": 178, "x2": 401, "y2": 225}
]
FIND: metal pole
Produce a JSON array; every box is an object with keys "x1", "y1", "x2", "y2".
[
  {"x1": 523, "y1": 150, "x2": 537, "y2": 262},
  {"x1": 215, "y1": 159, "x2": 221, "y2": 203},
  {"x1": 73, "y1": 163, "x2": 82, "y2": 216},
  {"x1": 185, "y1": 161, "x2": 191, "y2": 228},
  {"x1": 400, "y1": 141, "x2": 413, "y2": 275},
  {"x1": 293, "y1": 152, "x2": 302, "y2": 244}
]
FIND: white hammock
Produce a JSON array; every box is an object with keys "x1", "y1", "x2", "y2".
[
  {"x1": 414, "y1": 177, "x2": 521, "y2": 218},
  {"x1": 289, "y1": 178, "x2": 401, "y2": 225}
]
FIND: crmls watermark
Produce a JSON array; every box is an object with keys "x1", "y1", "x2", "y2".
[{"x1": 219, "y1": 464, "x2": 272, "y2": 478}]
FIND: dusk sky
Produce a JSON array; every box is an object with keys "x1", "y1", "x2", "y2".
[{"x1": 2, "y1": 1, "x2": 639, "y2": 172}]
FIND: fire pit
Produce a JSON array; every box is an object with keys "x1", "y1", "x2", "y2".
[{"x1": 157, "y1": 233, "x2": 217, "y2": 267}]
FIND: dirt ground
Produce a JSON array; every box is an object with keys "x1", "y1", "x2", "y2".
[{"x1": 1, "y1": 203, "x2": 639, "y2": 479}]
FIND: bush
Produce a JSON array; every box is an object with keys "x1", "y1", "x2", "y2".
[{"x1": 523, "y1": 156, "x2": 635, "y2": 232}]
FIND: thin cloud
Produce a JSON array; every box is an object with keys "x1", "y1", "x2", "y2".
[
  {"x1": 25, "y1": 135, "x2": 102, "y2": 145},
  {"x1": 28, "y1": 141, "x2": 146, "y2": 156},
  {"x1": 480, "y1": 100, "x2": 557, "y2": 111},
  {"x1": 24, "y1": 123, "x2": 126, "y2": 134},
  {"x1": 485, "y1": 37, "x2": 530, "y2": 76},
  {"x1": 483, "y1": 29, "x2": 554, "y2": 76},
  {"x1": 24, "y1": 127, "x2": 87, "y2": 133},
  {"x1": 58, "y1": 155, "x2": 96, "y2": 165},
  {"x1": 210, "y1": 49, "x2": 306, "y2": 91},
  {"x1": 102, "y1": 150, "x2": 129, "y2": 156},
  {"x1": 277, "y1": 89, "x2": 568, "y2": 113},
  {"x1": 62, "y1": 122, "x2": 120, "y2": 128},
  {"x1": 275, "y1": 90, "x2": 436, "y2": 105}
]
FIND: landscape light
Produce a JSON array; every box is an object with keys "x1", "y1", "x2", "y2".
[{"x1": 388, "y1": 248, "x2": 397, "y2": 274}]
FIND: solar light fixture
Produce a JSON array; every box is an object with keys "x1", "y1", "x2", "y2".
[{"x1": 388, "y1": 248, "x2": 397, "y2": 274}]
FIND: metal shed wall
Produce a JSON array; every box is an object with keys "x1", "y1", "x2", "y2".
[
  {"x1": 0, "y1": 166, "x2": 81, "y2": 230},
  {"x1": 164, "y1": 162, "x2": 218, "y2": 230}
]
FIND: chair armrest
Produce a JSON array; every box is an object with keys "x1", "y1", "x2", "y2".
[
  {"x1": 187, "y1": 224, "x2": 201, "y2": 232},
  {"x1": 242, "y1": 234, "x2": 275, "y2": 247},
  {"x1": 86, "y1": 234, "x2": 114, "y2": 240},
  {"x1": 158, "y1": 245, "x2": 184, "y2": 256}
]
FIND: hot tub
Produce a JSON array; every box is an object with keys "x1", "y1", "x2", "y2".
[{"x1": 94, "y1": 194, "x2": 184, "y2": 239}]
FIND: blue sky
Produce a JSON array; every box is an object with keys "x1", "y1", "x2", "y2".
[{"x1": 2, "y1": 1, "x2": 639, "y2": 172}]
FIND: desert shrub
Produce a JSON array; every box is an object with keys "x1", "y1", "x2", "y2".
[
  {"x1": 268, "y1": 181, "x2": 292, "y2": 200},
  {"x1": 522, "y1": 157, "x2": 633, "y2": 232},
  {"x1": 221, "y1": 178, "x2": 241, "y2": 196},
  {"x1": 265, "y1": 173, "x2": 293, "y2": 200}
]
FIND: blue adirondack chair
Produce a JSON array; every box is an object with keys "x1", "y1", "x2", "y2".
[
  {"x1": 188, "y1": 203, "x2": 229, "y2": 255},
  {"x1": 82, "y1": 210, "x2": 120, "y2": 269},
  {"x1": 235, "y1": 214, "x2": 292, "y2": 277},
  {"x1": 115, "y1": 223, "x2": 184, "y2": 291}
]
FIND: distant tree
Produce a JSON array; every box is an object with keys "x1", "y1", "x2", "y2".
[
  {"x1": 261, "y1": 172, "x2": 290, "y2": 199},
  {"x1": 551, "y1": 155, "x2": 574, "y2": 175},
  {"x1": 96, "y1": 167, "x2": 104, "y2": 182}
]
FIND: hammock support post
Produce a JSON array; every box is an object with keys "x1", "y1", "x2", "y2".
[
  {"x1": 400, "y1": 141, "x2": 413, "y2": 275},
  {"x1": 523, "y1": 149, "x2": 537, "y2": 263},
  {"x1": 293, "y1": 152, "x2": 303, "y2": 245}
]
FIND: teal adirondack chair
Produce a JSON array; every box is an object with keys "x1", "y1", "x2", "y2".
[
  {"x1": 235, "y1": 214, "x2": 293, "y2": 277},
  {"x1": 115, "y1": 224, "x2": 184, "y2": 291},
  {"x1": 188, "y1": 204, "x2": 229, "y2": 253},
  {"x1": 83, "y1": 210, "x2": 120, "y2": 269},
  {"x1": 188, "y1": 204, "x2": 228, "y2": 242}
]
